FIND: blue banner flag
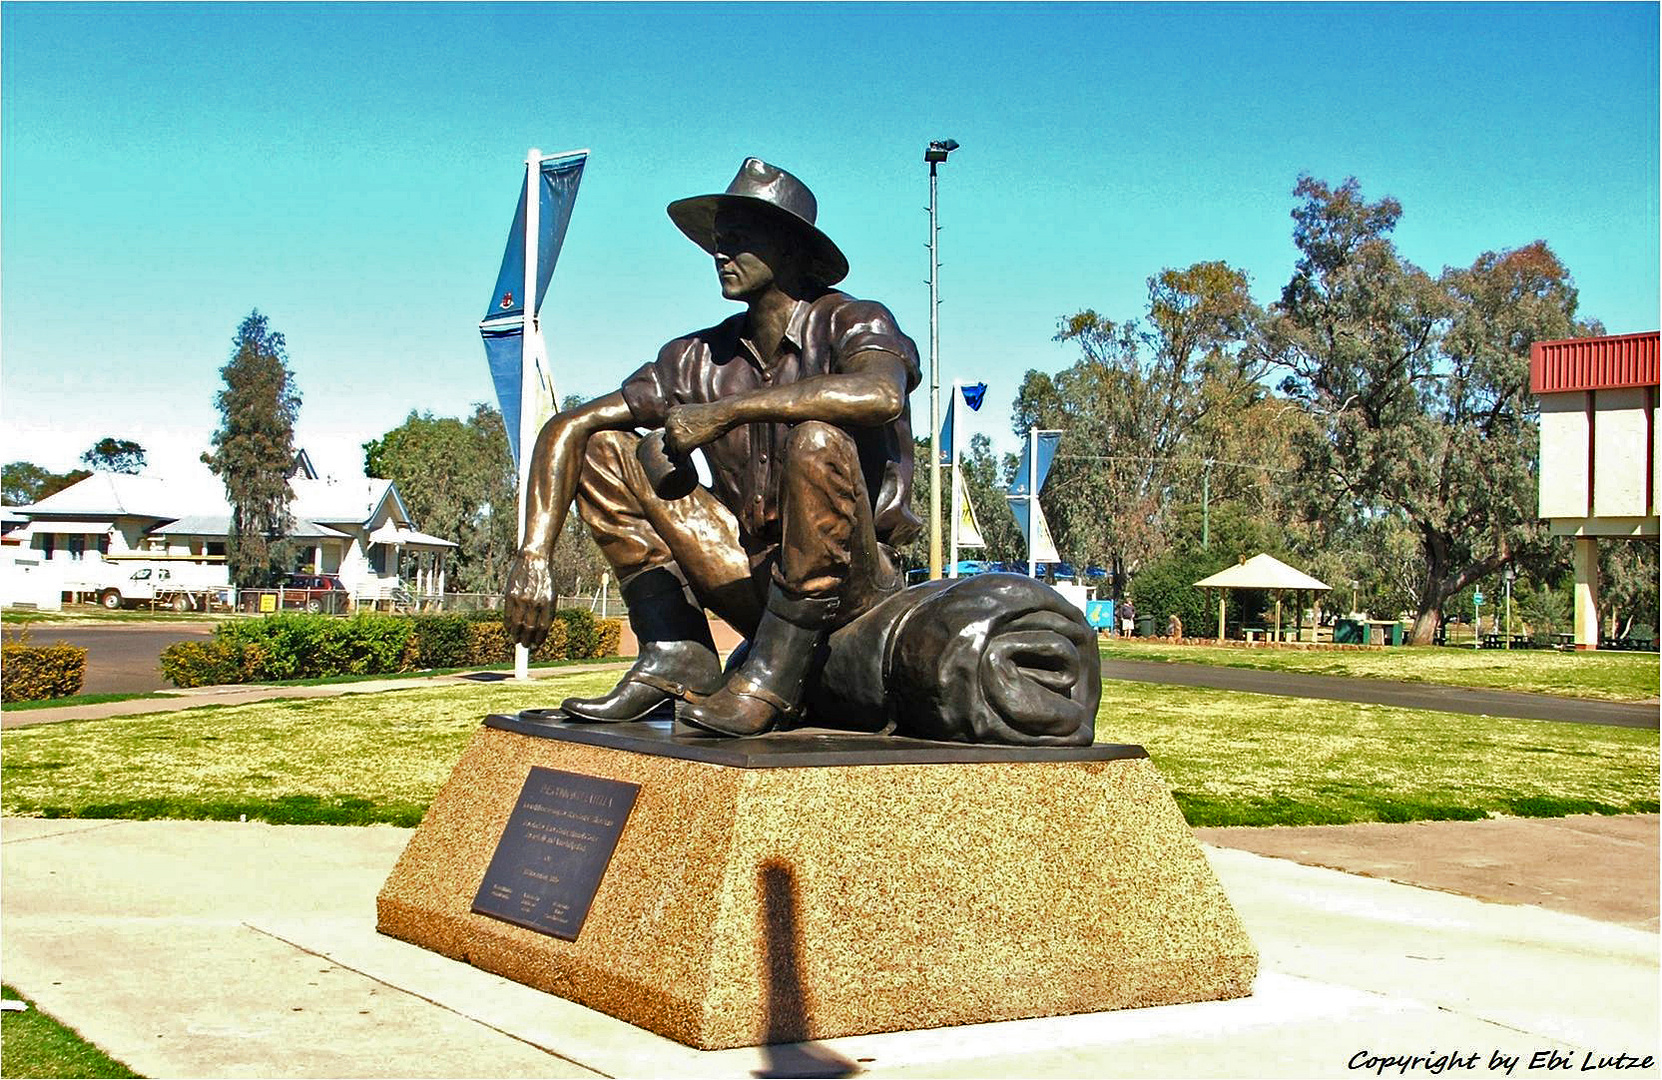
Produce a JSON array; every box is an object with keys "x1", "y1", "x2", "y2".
[
  {"x1": 1006, "y1": 430, "x2": 1062, "y2": 497},
  {"x1": 938, "y1": 395, "x2": 954, "y2": 466},
  {"x1": 480, "y1": 151, "x2": 586, "y2": 467},
  {"x1": 939, "y1": 382, "x2": 989, "y2": 465}
]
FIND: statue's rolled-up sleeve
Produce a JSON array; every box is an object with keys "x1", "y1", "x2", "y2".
[
  {"x1": 619, "y1": 342, "x2": 685, "y2": 428},
  {"x1": 830, "y1": 300, "x2": 922, "y2": 393}
]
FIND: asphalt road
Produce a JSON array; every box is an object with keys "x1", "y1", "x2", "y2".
[
  {"x1": 1100, "y1": 656, "x2": 1660, "y2": 729},
  {"x1": 2, "y1": 623, "x2": 214, "y2": 694}
]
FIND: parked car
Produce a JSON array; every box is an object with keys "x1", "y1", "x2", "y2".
[{"x1": 281, "y1": 573, "x2": 349, "y2": 614}]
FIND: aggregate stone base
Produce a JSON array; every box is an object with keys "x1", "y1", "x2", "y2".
[{"x1": 376, "y1": 719, "x2": 1257, "y2": 1050}]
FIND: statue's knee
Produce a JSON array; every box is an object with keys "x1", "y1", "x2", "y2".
[{"x1": 785, "y1": 420, "x2": 854, "y2": 461}]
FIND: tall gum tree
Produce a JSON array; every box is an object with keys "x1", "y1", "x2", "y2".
[
  {"x1": 202, "y1": 311, "x2": 301, "y2": 588},
  {"x1": 1015, "y1": 261, "x2": 1263, "y2": 591},
  {"x1": 363, "y1": 404, "x2": 523, "y2": 594},
  {"x1": 1268, "y1": 177, "x2": 1594, "y2": 642}
]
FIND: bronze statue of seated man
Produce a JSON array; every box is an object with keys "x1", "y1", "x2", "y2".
[{"x1": 503, "y1": 158, "x2": 921, "y2": 738}]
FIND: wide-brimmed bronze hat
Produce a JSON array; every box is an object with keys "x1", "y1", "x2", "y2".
[{"x1": 667, "y1": 158, "x2": 849, "y2": 287}]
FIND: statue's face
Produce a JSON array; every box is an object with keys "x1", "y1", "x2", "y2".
[{"x1": 712, "y1": 211, "x2": 791, "y2": 301}]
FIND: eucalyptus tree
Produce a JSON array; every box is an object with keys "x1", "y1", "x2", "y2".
[
  {"x1": 202, "y1": 310, "x2": 301, "y2": 588},
  {"x1": 1268, "y1": 176, "x2": 1594, "y2": 642},
  {"x1": 1016, "y1": 260, "x2": 1264, "y2": 590}
]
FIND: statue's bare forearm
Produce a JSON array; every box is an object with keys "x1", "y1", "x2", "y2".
[
  {"x1": 504, "y1": 391, "x2": 633, "y2": 647},
  {"x1": 664, "y1": 353, "x2": 908, "y2": 455},
  {"x1": 519, "y1": 391, "x2": 635, "y2": 556}
]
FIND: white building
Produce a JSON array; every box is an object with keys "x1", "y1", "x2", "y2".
[
  {"x1": 1532, "y1": 330, "x2": 1659, "y2": 648},
  {"x1": 3, "y1": 455, "x2": 456, "y2": 610}
]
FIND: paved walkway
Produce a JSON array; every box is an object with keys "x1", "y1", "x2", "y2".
[
  {"x1": 1197, "y1": 813, "x2": 1660, "y2": 932},
  {"x1": 1100, "y1": 657, "x2": 1660, "y2": 728},
  {"x1": 2, "y1": 815, "x2": 1655, "y2": 1078}
]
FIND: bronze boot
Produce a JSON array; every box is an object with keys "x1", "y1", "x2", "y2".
[
  {"x1": 678, "y1": 584, "x2": 836, "y2": 737},
  {"x1": 561, "y1": 566, "x2": 722, "y2": 722}
]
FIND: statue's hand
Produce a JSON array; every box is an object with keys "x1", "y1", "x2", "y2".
[
  {"x1": 503, "y1": 550, "x2": 556, "y2": 648},
  {"x1": 664, "y1": 402, "x2": 730, "y2": 457}
]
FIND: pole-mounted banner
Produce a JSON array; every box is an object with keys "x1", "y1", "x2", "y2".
[
  {"x1": 944, "y1": 382, "x2": 988, "y2": 574},
  {"x1": 1006, "y1": 429, "x2": 1062, "y2": 571},
  {"x1": 479, "y1": 147, "x2": 586, "y2": 680},
  {"x1": 479, "y1": 149, "x2": 588, "y2": 469}
]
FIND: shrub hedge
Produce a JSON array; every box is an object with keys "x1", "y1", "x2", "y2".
[
  {"x1": 158, "y1": 611, "x2": 623, "y2": 688},
  {"x1": 555, "y1": 607, "x2": 600, "y2": 660},
  {"x1": 157, "y1": 640, "x2": 263, "y2": 689},
  {"x1": 412, "y1": 614, "x2": 473, "y2": 669},
  {"x1": 1, "y1": 637, "x2": 88, "y2": 702}
]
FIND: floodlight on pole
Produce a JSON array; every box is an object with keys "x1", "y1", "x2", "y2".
[{"x1": 925, "y1": 137, "x2": 959, "y2": 580}]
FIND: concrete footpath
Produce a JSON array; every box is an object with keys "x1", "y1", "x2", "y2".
[{"x1": 2, "y1": 815, "x2": 1657, "y2": 1079}]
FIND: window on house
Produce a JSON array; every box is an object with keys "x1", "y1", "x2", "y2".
[
  {"x1": 97, "y1": 535, "x2": 111, "y2": 555},
  {"x1": 67, "y1": 535, "x2": 86, "y2": 561},
  {"x1": 34, "y1": 534, "x2": 55, "y2": 559}
]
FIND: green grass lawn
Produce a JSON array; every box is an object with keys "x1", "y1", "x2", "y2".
[
  {"x1": 2, "y1": 693, "x2": 175, "y2": 713},
  {"x1": 1097, "y1": 678, "x2": 1658, "y2": 826},
  {"x1": 2, "y1": 670, "x2": 1654, "y2": 829},
  {"x1": 0, "y1": 657, "x2": 626, "y2": 712},
  {"x1": 1, "y1": 986, "x2": 140, "y2": 1079},
  {"x1": 0, "y1": 675, "x2": 621, "y2": 826},
  {"x1": 1101, "y1": 639, "x2": 1660, "y2": 703}
]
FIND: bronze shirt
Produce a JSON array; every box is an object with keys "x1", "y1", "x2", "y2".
[{"x1": 620, "y1": 290, "x2": 922, "y2": 546}]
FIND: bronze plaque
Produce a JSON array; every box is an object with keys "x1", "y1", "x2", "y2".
[{"x1": 471, "y1": 766, "x2": 640, "y2": 940}]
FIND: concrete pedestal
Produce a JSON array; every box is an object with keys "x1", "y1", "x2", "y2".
[{"x1": 377, "y1": 716, "x2": 1257, "y2": 1050}]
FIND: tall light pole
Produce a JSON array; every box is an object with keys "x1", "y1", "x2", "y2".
[{"x1": 925, "y1": 138, "x2": 959, "y2": 580}]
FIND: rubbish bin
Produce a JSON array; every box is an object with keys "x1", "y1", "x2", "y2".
[
  {"x1": 1334, "y1": 619, "x2": 1363, "y2": 644},
  {"x1": 1135, "y1": 614, "x2": 1157, "y2": 638}
]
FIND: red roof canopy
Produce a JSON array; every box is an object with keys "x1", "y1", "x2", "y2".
[{"x1": 1530, "y1": 331, "x2": 1658, "y2": 394}]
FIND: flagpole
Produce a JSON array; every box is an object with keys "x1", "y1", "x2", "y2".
[
  {"x1": 514, "y1": 147, "x2": 541, "y2": 681},
  {"x1": 948, "y1": 382, "x2": 962, "y2": 578},
  {"x1": 1026, "y1": 425, "x2": 1038, "y2": 580}
]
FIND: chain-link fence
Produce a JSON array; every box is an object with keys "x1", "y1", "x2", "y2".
[
  {"x1": 235, "y1": 588, "x2": 352, "y2": 615},
  {"x1": 223, "y1": 589, "x2": 627, "y2": 618}
]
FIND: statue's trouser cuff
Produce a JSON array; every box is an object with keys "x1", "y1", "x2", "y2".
[{"x1": 574, "y1": 425, "x2": 898, "y2": 637}]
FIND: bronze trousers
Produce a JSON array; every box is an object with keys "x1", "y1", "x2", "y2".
[{"x1": 575, "y1": 422, "x2": 900, "y2": 638}]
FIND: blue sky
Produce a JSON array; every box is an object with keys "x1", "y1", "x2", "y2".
[{"x1": 3, "y1": 2, "x2": 1657, "y2": 496}]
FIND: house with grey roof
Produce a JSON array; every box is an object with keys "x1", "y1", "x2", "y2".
[{"x1": 4, "y1": 459, "x2": 456, "y2": 609}]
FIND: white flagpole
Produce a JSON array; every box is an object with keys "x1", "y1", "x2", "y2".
[
  {"x1": 948, "y1": 382, "x2": 961, "y2": 578},
  {"x1": 514, "y1": 147, "x2": 541, "y2": 681},
  {"x1": 1026, "y1": 425, "x2": 1038, "y2": 580}
]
